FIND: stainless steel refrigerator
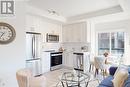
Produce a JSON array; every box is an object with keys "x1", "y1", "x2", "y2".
[{"x1": 26, "y1": 32, "x2": 42, "y2": 76}]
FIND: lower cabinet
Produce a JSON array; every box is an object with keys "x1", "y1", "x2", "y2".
[
  {"x1": 41, "y1": 52, "x2": 50, "y2": 73},
  {"x1": 63, "y1": 51, "x2": 91, "y2": 73},
  {"x1": 63, "y1": 51, "x2": 75, "y2": 68}
]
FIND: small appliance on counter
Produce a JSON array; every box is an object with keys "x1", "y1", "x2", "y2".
[{"x1": 58, "y1": 47, "x2": 64, "y2": 52}]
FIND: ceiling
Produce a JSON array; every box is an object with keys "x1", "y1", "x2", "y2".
[{"x1": 28, "y1": 0, "x2": 120, "y2": 18}]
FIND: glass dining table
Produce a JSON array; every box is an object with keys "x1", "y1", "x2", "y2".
[{"x1": 59, "y1": 69, "x2": 90, "y2": 87}]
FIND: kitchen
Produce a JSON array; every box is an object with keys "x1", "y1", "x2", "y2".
[
  {"x1": 0, "y1": 0, "x2": 130, "y2": 87},
  {"x1": 25, "y1": 14, "x2": 90, "y2": 76}
]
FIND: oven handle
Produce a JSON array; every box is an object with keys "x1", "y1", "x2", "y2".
[{"x1": 51, "y1": 54, "x2": 62, "y2": 56}]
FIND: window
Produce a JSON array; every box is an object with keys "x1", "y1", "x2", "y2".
[
  {"x1": 98, "y1": 32, "x2": 124, "y2": 57},
  {"x1": 98, "y1": 33, "x2": 110, "y2": 55}
]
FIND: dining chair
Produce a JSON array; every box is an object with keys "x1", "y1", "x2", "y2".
[
  {"x1": 94, "y1": 56, "x2": 108, "y2": 78},
  {"x1": 16, "y1": 68, "x2": 46, "y2": 87}
]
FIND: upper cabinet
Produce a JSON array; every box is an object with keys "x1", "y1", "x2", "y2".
[
  {"x1": 25, "y1": 15, "x2": 41, "y2": 33},
  {"x1": 25, "y1": 14, "x2": 62, "y2": 43},
  {"x1": 62, "y1": 22, "x2": 87, "y2": 43}
]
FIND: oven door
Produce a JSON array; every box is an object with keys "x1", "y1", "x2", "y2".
[{"x1": 51, "y1": 54, "x2": 62, "y2": 67}]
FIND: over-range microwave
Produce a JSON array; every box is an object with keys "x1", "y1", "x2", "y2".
[{"x1": 46, "y1": 33, "x2": 59, "y2": 42}]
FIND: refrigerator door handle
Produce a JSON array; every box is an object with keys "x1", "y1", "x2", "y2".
[
  {"x1": 32, "y1": 36, "x2": 34, "y2": 58},
  {"x1": 33, "y1": 35, "x2": 35, "y2": 58},
  {"x1": 34, "y1": 35, "x2": 36, "y2": 58}
]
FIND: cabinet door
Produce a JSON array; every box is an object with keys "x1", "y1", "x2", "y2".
[
  {"x1": 83, "y1": 52, "x2": 90, "y2": 73},
  {"x1": 26, "y1": 15, "x2": 35, "y2": 32},
  {"x1": 72, "y1": 25, "x2": 81, "y2": 42},
  {"x1": 42, "y1": 52, "x2": 50, "y2": 73},
  {"x1": 74, "y1": 22, "x2": 86, "y2": 42},
  {"x1": 62, "y1": 22, "x2": 87, "y2": 43},
  {"x1": 63, "y1": 51, "x2": 74, "y2": 68},
  {"x1": 69, "y1": 52, "x2": 74, "y2": 67},
  {"x1": 62, "y1": 26, "x2": 71, "y2": 42},
  {"x1": 62, "y1": 52, "x2": 67, "y2": 66},
  {"x1": 26, "y1": 15, "x2": 42, "y2": 33}
]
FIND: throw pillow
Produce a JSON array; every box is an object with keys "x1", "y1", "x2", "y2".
[
  {"x1": 114, "y1": 64, "x2": 128, "y2": 77},
  {"x1": 112, "y1": 68, "x2": 128, "y2": 87},
  {"x1": 109, "y1": 66, "x2": 118, "y2": 76}
]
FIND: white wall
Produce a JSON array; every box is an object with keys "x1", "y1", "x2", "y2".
[
  {"x1": 0, "y1": 1, "x2": 26, "y2": 87},
  {"x1": 26, "y1": 14, "x2": 62, "y2": 51}
]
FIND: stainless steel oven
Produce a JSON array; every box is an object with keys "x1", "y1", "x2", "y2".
[{"x1": 50, "y1": 52, "x2": 62, "y2": 70}]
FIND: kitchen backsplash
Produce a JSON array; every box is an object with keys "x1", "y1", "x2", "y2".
[
  {"x1": 62, "y1": 42, "x2": 90, "y2": 53},
  {"x1": 42, "y1": 43, "x2": 62, "y2": 51},
  {"x1": 42, "y1": 42, "x2": 90, "y2": 52}
]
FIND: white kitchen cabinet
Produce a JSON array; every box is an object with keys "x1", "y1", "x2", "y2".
[
  {"x1": 26, "y1": 15, "x2": 42, "y2": 33},
  {"x1": 26, "y1": 14, "x2": 62, "y2": 42},
  {"x1": 62, "y1": 22, "x2": 87, "y2": 43},
  {"x1": 83, "y1": 52, "x2": 90, "y2": 73},
  {"x1": 63, "y1": 51, "x2": 75, "y2": 68},
  {"x1": 41, "y1": 52, "x2": 50, "y2": 73},
  {"x1": 26, "y1": 15, "x2": 35, "y2": 32},
  {"x1": 63, "y1": 51, "x2": 90, "y2": 73}
]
